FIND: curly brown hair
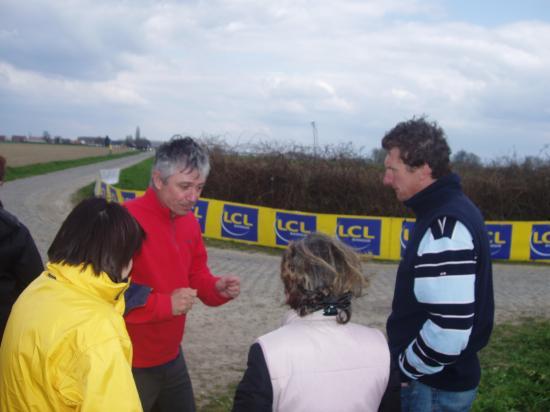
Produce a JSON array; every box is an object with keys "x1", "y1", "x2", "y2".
[
  {"x1": 381, "y1": 116, "x2": 451, "y2": 178},
  {"x1": 280, "y1": 232, "x2": 367, "y2": 324}
]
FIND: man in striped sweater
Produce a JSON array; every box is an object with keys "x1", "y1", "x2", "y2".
[{"x1": 382, "y1": 117, "x2": 494, "y2": 411}]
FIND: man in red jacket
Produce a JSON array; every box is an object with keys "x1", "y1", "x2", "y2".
[{"x1": 124, "y1": 136, "x2": 240, "y2": 412}]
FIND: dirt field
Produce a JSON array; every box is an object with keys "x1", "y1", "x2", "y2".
[{"x1": 0, "y1": 143, "x2": 131, "y2": 167}]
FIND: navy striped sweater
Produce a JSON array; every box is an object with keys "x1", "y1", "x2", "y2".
[{"x1": 386, "y1": 173, "x2": 494, "y2": 391}]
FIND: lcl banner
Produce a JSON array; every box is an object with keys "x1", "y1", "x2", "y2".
[{"x1": 96, "y1": 180, "x2": 550, "y2": 263}]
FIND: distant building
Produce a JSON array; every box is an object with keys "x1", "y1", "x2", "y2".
[
  {"x1": 77, "y1": 136, "x2": 104, "y2": 146},
  {"x1": 11, "y1": 135, "x2": 27, "y2": 142},
  {"x1": 0, "y1": 135, "x2": 6, "y2": 142},
  {"x1": 53, "y1": 136, "x2": 73, "y2": 145}
]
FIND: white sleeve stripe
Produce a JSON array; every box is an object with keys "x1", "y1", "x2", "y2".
[
  {"x1": 419, "y1": 320, "x2": 472, "y2": 356},
  {"x1": 429, "y1": 312, "x2": 474, "y2": 319},
  {"x1": 414, "y1": 274, "x2": 475, "y2": 304},
  {"x1": 418, "y1": 237, "x2": 474, "y2": 255},
  {"x1": 419, "y1": 298, "x2": 474, "y2": 304},
  {"x1": 404, "y1": 341, "x2": 444, "y2": 375},
  {"x1": 415, "y1": 260, "x2": 476, "y2": 268},
  {"x1": 417, "y1": 274, "x2": 475, "y2": 281},
  {"x1": 399, "y1": 355, "x2": 423, "y2": 379},
  {"x1": 415, "y1": 342, "x2": 454, "y2": 365}
]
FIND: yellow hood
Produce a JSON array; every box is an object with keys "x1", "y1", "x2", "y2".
[{"x1": 46, "y1": 261, "x2": 129, "y2": 314}]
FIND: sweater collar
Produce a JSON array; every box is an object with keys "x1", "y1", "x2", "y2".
[
  {"x1": 46, "y1": 262, "x2": 129, "y2": 314},
  {"x1": 404, "y1": 172, "x2": 461, "y2": 218}
]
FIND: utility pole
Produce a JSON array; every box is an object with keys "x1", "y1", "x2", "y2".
[{"x1": 311, "y1": 121, "x2": 318, "y2": 156}]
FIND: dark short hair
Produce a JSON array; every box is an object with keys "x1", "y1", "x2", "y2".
[
  {"x1": 281, "y1": 232, "x2": 367, "y2": 324},
  {"x1": 152, "y1": 135, "x2": 210, "y2": 183},
  {"x1": 381, "y1": 117, "x2": 451, "y2": 178},
  {"x1": 48, "y1": 197, "x2": 145, "y2": 282},
  {"x1": 0, "y1": 155, "x2": 6, "y2": 181}
]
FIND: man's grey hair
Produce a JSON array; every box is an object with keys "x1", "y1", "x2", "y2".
[{"x1": 152, "y1": 135, "x2": 210, "y2": 183}]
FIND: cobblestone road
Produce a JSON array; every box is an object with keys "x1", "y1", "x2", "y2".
[
  {"x1": 186, "y1": 247, "x2": 549, "y2": 401},
  {"x1": 2, "y1": 152, "x2": 153, "y2": 261}
]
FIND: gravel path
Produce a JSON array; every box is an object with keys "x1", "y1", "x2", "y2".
[{"x1": 1, "y1": 158, "x2": 548, "y2": 406}]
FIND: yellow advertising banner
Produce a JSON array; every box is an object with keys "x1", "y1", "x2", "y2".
[{"x1": 96, "y1": 182, "x2": 550, "y2": 263}]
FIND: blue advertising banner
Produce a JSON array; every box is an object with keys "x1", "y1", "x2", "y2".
[
  {"x1": 221, "y1": 204, "x2": 258, "y2": 242},
  {"x1": 336, "y1": 217, "x2": 381, "y2": 255},
  {"x1": 486, "y1": 224, "x2": 512, "y2": 259},
  {"x1": 530, "y1": 224, "x2": 550, "y2": 260},
  {"x1": 193, "y1": 200, "x2": 209, "y2": 234},
  {"x1": 275, "y1": 212, "x2": 316, "y2": 246},
  {"x1": 120, "y1": 190, "x2": 137, "y2": 202}
]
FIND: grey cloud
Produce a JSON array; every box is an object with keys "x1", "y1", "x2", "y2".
[
  {"x1": 0, "y1": 0, "x2": 148, "y2": 80},
  {"x1": 1, "y1": 0, "x2": 549, "y2": 160}
]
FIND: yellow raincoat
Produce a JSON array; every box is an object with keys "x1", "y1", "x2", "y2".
[{"x1": 0, "y1": 262, "x2": 142, "y2": 411}]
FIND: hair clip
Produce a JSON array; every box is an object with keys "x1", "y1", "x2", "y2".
[{"x1": 323, "y1": 304, "x2": 338, "y2": 316}]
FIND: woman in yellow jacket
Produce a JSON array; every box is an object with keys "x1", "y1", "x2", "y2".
[{"x1": 0, "y1": 197, "x2": 145, "y2": 411}]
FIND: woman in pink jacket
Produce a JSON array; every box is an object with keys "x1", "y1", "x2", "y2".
[{"x1": 233, "y1": 232, "x2": 399, "y2": 412}]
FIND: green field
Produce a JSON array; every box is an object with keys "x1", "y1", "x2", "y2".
[
  {"x1": 5, "y1": 151, "x2": 141, "y2": 181},
  {"x1": 115, "y1": 157, "x2": 153, "y2": 190},
  {"x1": 473, "y1": 318, "x2": 549, "y2": 411}
]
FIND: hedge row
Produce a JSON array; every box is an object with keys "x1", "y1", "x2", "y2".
[{"x1": 200, "y1": 141, "x2": 550, "y2": 221}]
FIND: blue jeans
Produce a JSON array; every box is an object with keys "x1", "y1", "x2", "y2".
[{"x1": 401, "y1": 380, "x2": 477, "y2": 412}]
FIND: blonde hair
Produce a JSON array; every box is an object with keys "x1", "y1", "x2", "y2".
[{"x1": 281, "y1": 232, "x2": 367, "y2": 324}]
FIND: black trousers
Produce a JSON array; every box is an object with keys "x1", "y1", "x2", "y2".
[{"x1": 132, "y1": 350, "x2": 196, "y2": 412}]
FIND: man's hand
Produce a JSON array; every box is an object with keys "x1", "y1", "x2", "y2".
[
  {"x1": 215, "y1": 276, "x2": 241, "y2": 299},
  {"x1": 171, "y1": 288, "x2": 197, "y2": 316}
]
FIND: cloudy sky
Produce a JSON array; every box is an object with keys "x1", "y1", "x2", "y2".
[{"x1": 1, "y1": 0, "x2": 549, "y2": 160}]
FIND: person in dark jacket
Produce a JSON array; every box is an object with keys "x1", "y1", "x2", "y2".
[
  {"x1": 382, "y1": 117, "x2": 494, "y2": 411},
  {"x1": 0, "y1": 155, "x2": 44, "y2": 342},
  {"x1": 0, "y1": 155, "x2": 5, "y2": 208}
]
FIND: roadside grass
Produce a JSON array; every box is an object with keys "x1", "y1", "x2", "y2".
[
  {"x1": 472, "y1": 318, "x2": 550, "y2": 411},
  {"x1": 197, "y1": 383, "x2": 238, "y2": 412},
  {"x1": 196, "y1": 318, "x2": 550, "y2": 412},
  {"x1": 115, "y1": 157, "x2": 154, "y2": 190},
  {"x1": 5, "y1": 151, "x2": 140, "y2": 181}
]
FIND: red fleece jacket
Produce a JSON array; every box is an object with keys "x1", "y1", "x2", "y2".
[{"x1": 124, "y1": 188, "x2": 230, "y2": 367}]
